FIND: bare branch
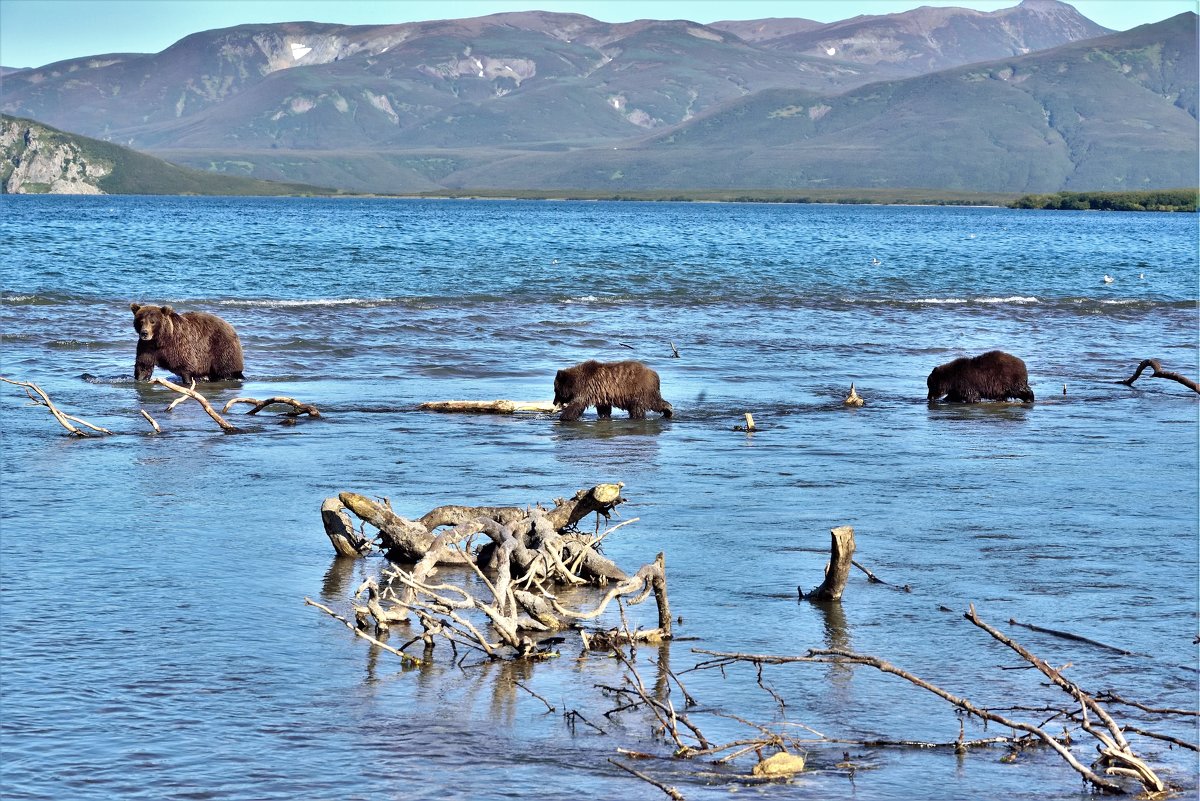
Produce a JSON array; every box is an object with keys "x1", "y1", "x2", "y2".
[
  {"x1": 1, "y1": 376, "x2": 112, "y2": 436},
  {"x1": 303, "y1": 597, "x2": 421, "y2": 666},
  {"x1": 139, "y1": 408, "x2": 162, "y2": 433},
  {"x1": 1119, "y1": 358, "x2": 1199, "y2": 393},
  {"x1": 223, "y1": 396, "x2": 320, "y2": 417},
  {"x1": 151, "y1": 376, "x2": 239, "y2": 432}
]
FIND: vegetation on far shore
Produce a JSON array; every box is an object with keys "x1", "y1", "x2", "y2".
[
  {"x1": 413, "y1": 187, "x2": 1024, "y2": 206},
  {"x1": 413, "y1": 187, "x2": 1199, "y2": 211},
  {"x1": 1007, "y1": 188, "x2": 1198, "y2": 212}
]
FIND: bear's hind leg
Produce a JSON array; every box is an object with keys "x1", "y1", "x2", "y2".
[{"x1": 596, "y1": 404, "x2": 613, "y2": 419}]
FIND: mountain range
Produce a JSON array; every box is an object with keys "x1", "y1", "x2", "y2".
[{"x1": 1, "y1": 0, "x2": 1194, "y2": 194}]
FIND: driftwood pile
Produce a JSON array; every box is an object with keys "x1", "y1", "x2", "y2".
[
  {"x1": 316, "y1": 483, "x2": 671, "y2": 658},
  {"x1": 309, "y1": 502, "x2": 1194, "y2": 798}
]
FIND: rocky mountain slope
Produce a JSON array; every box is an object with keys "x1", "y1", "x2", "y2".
[
  {"x1": 1, "y1": 1, "x2": 1192, "y2": 194},
  {"x1": 0, "y1": 115, "x2": 331, "y2": 194},
  {"x1": 733, "y1": 0, "x2": 1112, "y2": 75}
]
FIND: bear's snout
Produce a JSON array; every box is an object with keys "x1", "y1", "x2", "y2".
[{"x1": 138, "y1": 328, "x2": 154, "y2": 341}]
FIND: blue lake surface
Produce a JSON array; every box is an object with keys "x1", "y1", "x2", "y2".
[{"x1": 1, "y1": 196, "x2": 1197, "y2": 800}]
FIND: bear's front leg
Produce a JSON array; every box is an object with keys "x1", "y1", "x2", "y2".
[
  {"x1": 595, "y1": 404, "x2": 613, "y2": 419},
  {"x1": 134, "y1": 348, "x2": 156, "y2": 381},
  {"x1": 559, "y1": 401, "x2": 588, "y2": 421}
]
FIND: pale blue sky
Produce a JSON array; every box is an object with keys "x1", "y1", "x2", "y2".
[{"x1": 1, "y1": 0, "x2": 1195, "y2": 69}]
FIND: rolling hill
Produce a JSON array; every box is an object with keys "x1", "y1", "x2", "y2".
[{"x1": 0, "y1": 1, "x2": 1193, "y2": 194}]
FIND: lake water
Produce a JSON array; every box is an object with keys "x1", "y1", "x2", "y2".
[{"x1": 1, "y1": 196, "x2": 1197, "y2": 801}]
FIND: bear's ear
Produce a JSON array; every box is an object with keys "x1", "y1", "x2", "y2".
[
  {"x1": 130, "y1": 302, "x2": 141, "y2": 313},
  {"x1": 160, "y1": 305, "x2": 174, "y2": 315}
]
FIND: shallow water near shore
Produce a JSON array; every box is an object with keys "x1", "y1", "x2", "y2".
[{"x1": 1, "y1": 196, "x2": 1197, "y2": 800}]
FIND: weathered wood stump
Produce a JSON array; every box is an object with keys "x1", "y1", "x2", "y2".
[{"x1": 802, "y1": 525, "x2": 856, "y2": 601}]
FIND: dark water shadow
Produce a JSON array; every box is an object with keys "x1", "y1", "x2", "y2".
[
  {"x1": 925, "y1": 400, "x2": 1034, "y2": 423},
  {"x1": 552, "y1": 419, "x2": 664, "y2": 468},
  {"x1": 552, "y1": 417, "x2": 671, "y2": 438}
]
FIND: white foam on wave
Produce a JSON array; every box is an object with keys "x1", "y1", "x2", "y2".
[
  {"x1": 2, "y1": 295, "x2": 36, "y2": 303},
  {"x1": 216, "y1": 298, "x2": 390, "y2": 308},
  {"x1": 561, "y1": 295, "x2": 632, "y2": 305},
  {"x1": 911, "y1": 296, "x2": 1041, "y2": 305}
]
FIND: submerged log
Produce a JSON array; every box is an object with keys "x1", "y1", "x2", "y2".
[
  {"x1": 802, "y1": 526, "x2": 856, "y2": 601},
  {"x1": 418, "y1": 399, "x2": 560, "y2": 414}
]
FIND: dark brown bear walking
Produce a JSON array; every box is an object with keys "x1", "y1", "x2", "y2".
[
  {"x1": 553, "y1": 359, "x2": 673, "y2": 421},
  {"x1": 927, "y1": 350, "x2": 1034, "y2": 403},
  {"x1": 130, "y1": 303, "x2": 245, "y2": 382}
]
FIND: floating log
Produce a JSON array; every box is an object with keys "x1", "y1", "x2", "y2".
[{"x1": 418, "y1": 399, "x2": 559, "y2": 414}]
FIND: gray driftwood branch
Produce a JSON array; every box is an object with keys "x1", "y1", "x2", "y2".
[{"x1": 1119, "y1": 359, "x2": 1199, "y2": 394}]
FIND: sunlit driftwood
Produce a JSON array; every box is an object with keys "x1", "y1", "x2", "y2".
[
  {"x1": 151, "y1": 376, "x2": 238, "y2": 432},
  {"x1": 1119, "y1": 358, "x2": 1199, "y2": 394},
  {"x1": 318, "y1": 483, "x2": 668, "y2": 663},
  {"x1": 690, "y1": 603, "x2": 1172, "y2": 795},
  {"x1": 223, "y1": 396, "x2": 321, "y2": 417},
  {"x1": 0, "y1": 376, "x2": 113, "y2": 437},
  {"x1": 965, "y1": 604, "x2": 1164, "y2": 793},
  {"x1": 320, "y1": 497, "x2": 372, "y2": 557},
  {"x1": 139, "y1": 409, "x2": 162, "y2": 433},
  {"x1": 418, "y1": 399, "x2": 559, "y2": 414}
]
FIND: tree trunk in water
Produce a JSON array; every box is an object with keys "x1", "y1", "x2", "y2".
[{"x1": 805, "y1": 526, "x2": 856, "y2": 601}]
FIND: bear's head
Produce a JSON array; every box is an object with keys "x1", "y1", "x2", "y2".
[
  {"x1": 553, "y1": 369, "x2": 576, "y2": 407},
  {"x1": 926, "y1": 365, "x2": 947, "y2": 400},
  {"x1": 131, "y1": 303, "x2": 175, "y2": 342}
]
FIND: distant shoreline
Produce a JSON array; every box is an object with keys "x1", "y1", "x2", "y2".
[{"x1": 396, "y1": 187, "x2": 1198, "y2": 211}]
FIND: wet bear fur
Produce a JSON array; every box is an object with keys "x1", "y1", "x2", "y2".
[
  {"x1": 927, "y1": 350, "x2": 1034, "y2": 403},
  {"x1": 131, "y1": 303, "x2": 244, "y2": 382},
  {"x1": 553, "y1": 359, "x2": 673, "y2": 421}
]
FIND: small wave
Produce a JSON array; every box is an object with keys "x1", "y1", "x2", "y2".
[
  {"x1": 47, "y1": 339, "x2": 111, "y2": 350},
  {"x1": 907, "y1": 296, "x2": 1041, "y2": 305},
  {"x1": 1, "y1": 292, "x2": 85, "y2": 306},
  {"x1": 215, "y1": 298, "x2": 396, "y2": 308},
  {"x1": 560, "y1": 295, "x2": 632, "y2": 305}
]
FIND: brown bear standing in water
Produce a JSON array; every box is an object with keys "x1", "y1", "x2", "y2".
[
  {"x1": 553, "y1": 359, "x2": 673, "y2": 421},
  {"x1": 130, "y1": 303, "x2": 244, "y2": 382},
  {"x1": 927, "y1": 350, "x2": 1034, "y2": 403}
]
